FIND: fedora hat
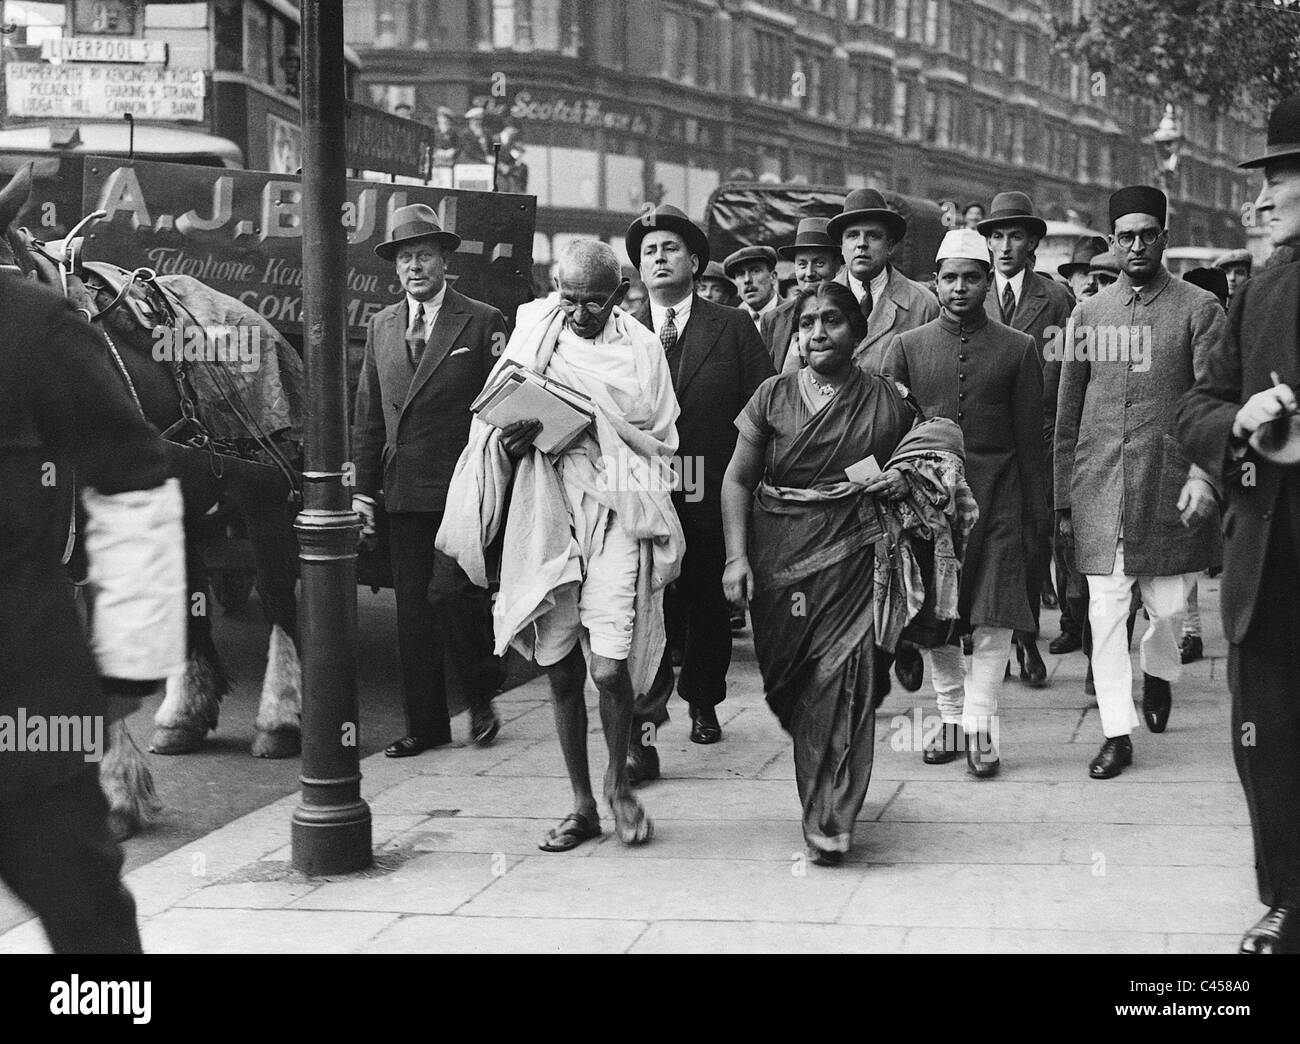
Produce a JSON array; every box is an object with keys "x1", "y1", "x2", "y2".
[
  {"x1": 777, "y1": 217, "x2": 837, "y2": 260},
  {"x1": 977, "y1": 191, "x2": 1047, "y2": 238},
  {"x1": 375, "y1": 204, "x2": 461, "y2": 261},
  {"x1": 1240, "y1": 94, "x2": 1300, "y2": 169},
  {"x1": 827, "y1": 188, "x2": 907, "y2": 242},
  {"x1": 723, "y1": 245, "x2": 778, "y2": 278},
  {"x1": 625, "y1": 204, "x2": 710, "y2": 276},
  {"x1": 1058, "y1": 235, "x2": 1109, "y2": 279},
  {"x1": 697, "y1": 260, "x2": 736, "y2": 295}
]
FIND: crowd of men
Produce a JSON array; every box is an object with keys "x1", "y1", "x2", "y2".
[{"x1": 6, "y1": 86, "x2": 1300, "y2": 954}]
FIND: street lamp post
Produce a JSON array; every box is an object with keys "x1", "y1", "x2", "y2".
[
  {"x1": 291, "y1": 0, "x2": 373, "y2": 875},
  {"x1": 1148, "y1": 103, "x2": 1184, "y2": 237}
]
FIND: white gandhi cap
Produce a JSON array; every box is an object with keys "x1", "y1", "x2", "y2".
[{"x1": 935, "y1": 228, "x2": 993, "y2": 266}]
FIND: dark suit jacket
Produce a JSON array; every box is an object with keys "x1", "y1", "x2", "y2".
[
  {"x1": 1176, "y1": 261, "x2": 1300, "y2": 643},
  {"x1": 633, "y1": 294, "x2": 774, "y2": 526},
  {"x1": 352, "y1": 286, "x2": 507, "y2": 514},
  {"x1": 760, "y1": 295, "x2": 802, "y2": 370},
  {"x1": 985, "y1": 268, "x2": 1074, "y2": 455}
]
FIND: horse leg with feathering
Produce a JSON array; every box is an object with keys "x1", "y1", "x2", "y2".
[{"x1": 0, "y1": 165, "x2": 306, "y2": 836}]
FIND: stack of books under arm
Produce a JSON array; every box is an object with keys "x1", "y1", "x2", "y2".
[{"x1": 471, "y1": 360, "x2": 597, "y2": 454}]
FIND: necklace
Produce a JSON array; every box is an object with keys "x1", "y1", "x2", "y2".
[{"x1": 805, "y1": 368, "x2": 838, "y2": 397}]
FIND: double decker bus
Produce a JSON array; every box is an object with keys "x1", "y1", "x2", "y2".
[{"x1": 0, "y1": 0, "x2": 361, "y2": 172}]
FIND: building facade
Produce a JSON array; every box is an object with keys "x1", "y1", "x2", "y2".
[{"x1": 347, "y1": 0, "x2": 1259, "y2": 266}]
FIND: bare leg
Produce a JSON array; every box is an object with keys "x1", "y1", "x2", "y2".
[
  {"x1": 545, "y1": 644, "x2": 598, "y2": 822},
  {"x1": 590, "y1": 653, "x2": 652, "y2": 844}
]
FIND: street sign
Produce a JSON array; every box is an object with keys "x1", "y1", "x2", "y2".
[
  {"x1": 344, "y1": 103, "x2": 436, "y2": 179},
  {"x1": 40, "y1": 36, "x2": 168, "y2": 64}
]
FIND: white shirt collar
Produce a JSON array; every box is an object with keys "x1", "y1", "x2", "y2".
[
  {"x1": 406, "y1": 284, "x2": 446, "y2": 336},
  {"x1": 995, "y1": 268, "x2": 1026, "y2": 305},
  {"x1": 742, "y1": 291, "x2": 779, "y2": 324},
  {"x1": 649, "y1": 291, "x2": 693, "y2": 334},
  {"x1": 848, "y1": 266, "x2": 891, "y2": 306}
]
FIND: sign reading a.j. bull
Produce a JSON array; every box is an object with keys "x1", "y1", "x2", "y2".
[{"x1": 76, "y1": 158, "x2": 536, "y2": 336}]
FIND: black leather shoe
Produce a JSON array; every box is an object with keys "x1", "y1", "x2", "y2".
[
  {"x1": 1049, "y1": 632, "x2": 1082, "y2": 655},
  {"x1": 923, "y1": 722, "x2": 964, "y2": 764},
  {"x1": 384, "y1": 733, "x2": 451, "y2": 758},
  {"x1": 469, "y1": 702, "x2": 500, "y2": 747},
  {"x1": 689, "y1": 703, "x2": 721, "y2": 744},
  {"x1": 1017, "y1": 638, "x2": 1048, "y2": 688},
  {"x1": 1239, "y1": 906, "x2": 1300, "y2": 954},
  {"x1": 965, "y1": 730, "x2": 1000, "y2": 778},
  {"x1": 1088, "y1": 735, "x2": 1132, "y2": 779},
  {"x1": 626, "y1": 742, "x2": 661, "y2": 785},
  {"x1": 894, "y1": 643, "x2": 924, "y2": 692},
  {"x1": 1179, "y1": 634, "x2": 1203, "y2": 664},
  {"x1": 1142, "y1": 673, "x2": 1172, "y2": 733}
]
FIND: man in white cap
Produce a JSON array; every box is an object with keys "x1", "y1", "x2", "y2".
[
  {"x1": 353, "y1": 203, "x2": 508, "y2": 758},
  {"x1": 880, "y1": 228, "x2": 1045, "y2": 777}
]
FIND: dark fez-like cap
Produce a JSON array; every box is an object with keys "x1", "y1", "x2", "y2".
[{"x1": 1109, "y1": 185, "x2": 1168, "y2": 227}]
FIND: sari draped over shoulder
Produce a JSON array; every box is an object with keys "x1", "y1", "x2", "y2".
[{"x1": 737, "y1": 368, "x2": 914, "y2": 856}]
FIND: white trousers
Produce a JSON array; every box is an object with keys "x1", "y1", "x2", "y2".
[
  {"x1": 1086, "y1": 539, "x2": 1195, "y2": 738},
  {"x1": 925, "y1": 625, "x2": 1013, "y2": 734}
]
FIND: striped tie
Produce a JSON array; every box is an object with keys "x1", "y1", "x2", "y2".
[{"x1": 661, "y1": 307, "x2": 682, "y2": 380}]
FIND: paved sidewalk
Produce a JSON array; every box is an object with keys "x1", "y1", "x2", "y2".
[{"x1": 0, "y1": 577, "x2": 1258, "y2": 954}]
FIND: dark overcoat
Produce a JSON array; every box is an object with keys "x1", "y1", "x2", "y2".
[
  {"x1": 1054, "y1": 268, "x2": 1223, "y2": 576},
  {"x1": 881, "y1": 310, "x2": 1046, "y2": 631}
]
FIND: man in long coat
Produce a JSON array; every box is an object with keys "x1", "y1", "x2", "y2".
[
  {"x1": 761, "y1": 216, "x2": 842, "y2": 371},
  {"x1": 1056, "y1": 185, "x2": 1222, "y2": 780},
  {"x1": 882, "y1": 228, "x2": 1047, "y2": 778},
  {"x1": 1176, "y1": 93, "x2": 1300, "y2": 953},
  {"x1": 979, "y1": 192, "x2": 1075, "y2": 685}
]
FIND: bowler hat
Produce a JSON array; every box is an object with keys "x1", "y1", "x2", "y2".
[
  {"x1": 375, "y1": 204, "x2": 461, "y2": 261},
  {"x1": 698, "y1": 260, "x2": 737, "y2": 295},
  {"x1": 723, "y1": 245, "x2": 778, "y2": 278},
  {"x1": 977, "y1": 191, "x2": 1047, "y2": 238},
  {"x1": 777, "y1": 217, "x2": 838, "y2": 260},
  {"x1": 1058, "y1": 235, "x2": 1109, "y2": 279},
  {"x1": 625, "y1": 204, "x2": 710, "y2": 276},
  {"x1": 1240, "y1": 94, "x2": 1300, "y2": 169},
  {"x1": 827, "y1": 188, "x2": 907, "y2": 242},
  {"x1": 1212, "y1": 248, "x2": 1253, "y2": 272},
  {"x1": 1183, "y1": 267, "x2": 1229, "y2": 307}
]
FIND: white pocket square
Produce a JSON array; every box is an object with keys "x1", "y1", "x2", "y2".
[{"x1": 450, "y1": 346, "x2": 470, "y2": 356}]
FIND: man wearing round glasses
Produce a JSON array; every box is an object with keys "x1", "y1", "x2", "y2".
[{"x1": 1055, "y1": 186, "x2": 1224, "y2": 781}]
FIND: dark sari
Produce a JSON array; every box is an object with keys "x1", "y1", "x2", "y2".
[{"x1": 735, "y1": 367, "x2": 915, "y2": 855}]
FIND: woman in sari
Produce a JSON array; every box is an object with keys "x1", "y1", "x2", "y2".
[{"x1": 721, "y1": 281, "x2": 918, "y2": 866}]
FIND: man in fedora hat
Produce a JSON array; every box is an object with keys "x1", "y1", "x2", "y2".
[
  {"x1": 1213, "y1": 248, "x2": 1253, "y2": 305},
  {"x1": 835, "y1": 187, "x2": 938, "y2": 693},
  {"x1": 1057, "y1": 185, "x2": 1222, "y2": 781},
  {"x1": 1059, "y1": 235, "x2": 1109, "y2": 302},
  {"x1": 697, "y1": 260, "x2": 739, "y2": 306},
  {"x1": 761, "y1": 216, "x2": 842, "y2": 371},
  {"x1": 627, "y1": 204, "x2": 773, "y2": 776},
  {"x1": 881, "y1": 228, "x2": 1047, "y2": 778},
  {"x1": 1177, "y1": 92, "x2": 1300, "y2": 953},
  {"x1": 724, "y1": 244, "x2": 780, "y2": 328},
  {"x1": 352, "y1": 203, "x2": 508, "y2": 758},
  {"x1": 979, "y1": 191, "x2": 1074, "y2": 686}
]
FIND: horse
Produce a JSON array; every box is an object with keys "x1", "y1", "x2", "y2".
[{"x1": 0, "y1": 163, "x2": 306, "y2": 836}]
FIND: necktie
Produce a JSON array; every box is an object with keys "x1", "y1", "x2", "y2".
[
  {"x1": 860, "y1": 282, "x2": 874, "y2": 323},
  {"x1": 1001, "y1": 283, "x2": 1016, "y2": 325},
  {"x1": 661, "y1": 307, "x2": 682, "y2": 381},
  {"x1": 407, "y1": 302, "x2": 426, "y2": 367}
]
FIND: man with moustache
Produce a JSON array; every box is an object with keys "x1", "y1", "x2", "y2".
[
  {"x1": 1177, "y1": 93, "x2": 1300, "y2": 953},
  {"x1": 881, "y1": 229, "x2": 1046, "y2": 777},
  {"x1": 353, "y1": 204, "x2": 507, "y2": 758},
  {"x1": 837, "y1": 188, "x2": 939, "y2": 692},
  {"x1": 627, "y1": 205, "x2": 773, "y2": 778},
  {"x1": 979, "y1": 192, "x2": 1074, "y2": 685},
  {"x1": 1056, "y1": 185, "x2": 1222, "y2": 781},
  {"x1": 725, "y1": 245, "x2": 781, "y2": 329},
  {"x1": 1058, "y1": 236, "x2": 1109, "y2": 303},
  {"x1": 761, "y1": 216, "x2": 842, "y2": 372}
]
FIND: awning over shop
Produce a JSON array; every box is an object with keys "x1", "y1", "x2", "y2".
[{"x1": 0, "y1": 124, "x2": 244, "y2": 168}]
